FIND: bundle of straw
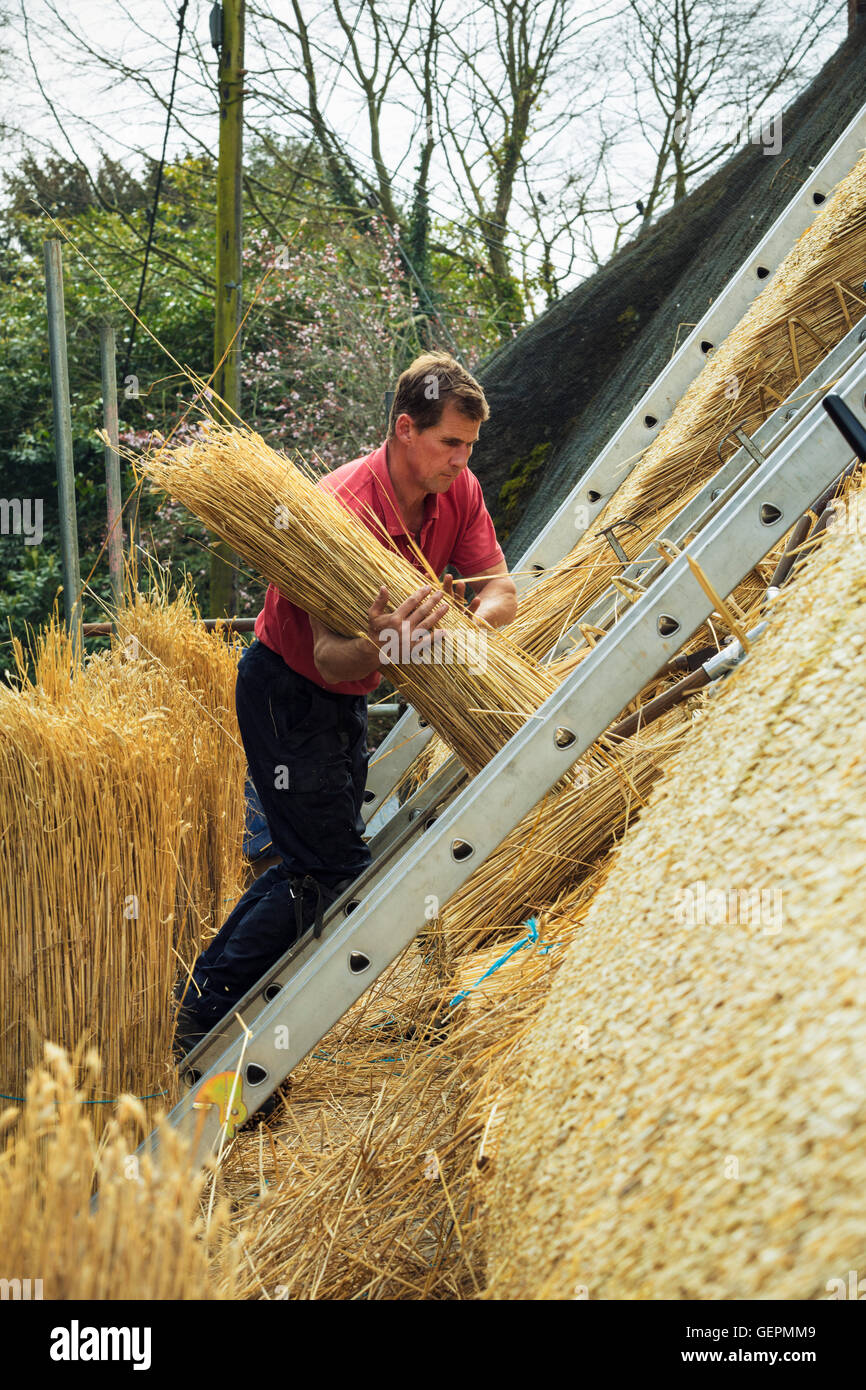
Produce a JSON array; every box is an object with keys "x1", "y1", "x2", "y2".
[
  {"x1": 507, "y1": 149, "x2": 866, "y2": 661},
  {"x1": 134, "y1": 428, "x2": 557, "y2": 776},
  {"x1": 484, "y1": 477, "x2": 866, "y2": 1299},
  {"x1": 114, "y1": 583, "x2": 247, "y2": 943},
  {"x1": 0, "y1": 592, "x2": 246, "y2": 1122}
]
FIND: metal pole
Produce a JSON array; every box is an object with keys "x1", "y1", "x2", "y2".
[
  {"x1": 210, "y1": 0, "x2": 244, "y2": 618},
  {"x1": 44, "y1": 236, "x2": 82, "y2": 655},
  {"x1": 99, "y1": 320, "x2": 124, "y2": 611}
]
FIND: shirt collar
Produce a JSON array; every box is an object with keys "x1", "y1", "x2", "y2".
[{"x1": 366, "y1": 440, "x2": 440, "y2": 538}]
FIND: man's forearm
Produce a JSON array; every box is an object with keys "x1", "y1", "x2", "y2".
[
  {"x1": 313, "y1": 629, "x2": 384, "y2": 685},
  {"x1": 311, "y1": 575, "x2": 516, "y2": 683}
]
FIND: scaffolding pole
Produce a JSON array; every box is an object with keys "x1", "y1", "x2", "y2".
[{"x1": 99, "y1": 320, "x2": 124, "y2": 611}]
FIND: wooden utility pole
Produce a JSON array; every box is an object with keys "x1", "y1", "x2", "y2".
[
  {"x1": 210, "y1": 0, "x2": 245, "y2": 617},
  {"x1": 44, "y1": 237, "x2": 82, "y2": 656}
]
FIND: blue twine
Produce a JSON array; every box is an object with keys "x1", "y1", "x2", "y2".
[
  {"x1": 448, "y1": 916, "x2": 553, "y2": 1008},
  {"x1": 312, "y1": 1051, "x2": 400, "y2": 1066},
  {"x1": 0, "y1": 1090, "x2": 168, "y2": 1104}
]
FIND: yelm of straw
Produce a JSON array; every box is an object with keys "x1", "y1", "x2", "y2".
[
  {"x1": 135, "y1": 427, "x2": 557, "y2": 775},
  {"x1": 0, "y1": 1044, "x2": 239, "y2": 1299}
]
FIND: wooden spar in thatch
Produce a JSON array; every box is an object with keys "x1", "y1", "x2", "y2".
[
  {"x1": 506, "y1": 149, "x2": 866, "y2": 661},
  {"x1": 133, "y1": 428, "x2": 557, "y2": 776},
  {"x1": 406, "y1": 618, "x2": 734, "y2": 791},
  {"x1": 0, "y1": 591, "x2": 246, "y2": 1123},
  {"x1": 483, "y1": 480, "x2": 866, "y2": 1299}
]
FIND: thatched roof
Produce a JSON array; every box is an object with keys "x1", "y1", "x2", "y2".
[
  {"x1": 471, "y1": 25, "x2": 866, "y2": 559},
  {"x1": 483, "y1": 480, "x2": 866, "y2": 1298}
]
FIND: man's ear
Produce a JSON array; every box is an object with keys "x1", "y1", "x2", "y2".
[{"x1": 394, "y1": 412, "x2": 414, "y2": 444}]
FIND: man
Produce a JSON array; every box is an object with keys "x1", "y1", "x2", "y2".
[{"x1": 175, "y1": 352, "x2": 516, "y2": 1054}]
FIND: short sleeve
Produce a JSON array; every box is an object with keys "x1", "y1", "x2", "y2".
[{"x1": 448, "y1": 471, "x2": 506, "y2": 578}]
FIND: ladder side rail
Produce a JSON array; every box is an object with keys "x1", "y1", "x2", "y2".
[
  {"x1": 365, "y1": 246, "x2": 866, "y2": 811},
  {"x1": 363, "y1": 705, "x2": 439, "y2": 818},
  {"x1": 555, "y1": 318, "x2": 866, "y2": 650}
]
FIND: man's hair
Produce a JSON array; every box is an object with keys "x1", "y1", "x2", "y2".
[{"x1": 387, "y1": 352, "x2": 490, "y2": 437}]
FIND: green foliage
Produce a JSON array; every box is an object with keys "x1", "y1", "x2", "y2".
[{"x1": 0, "y1": 141, "x2": 501, "y2": 662}]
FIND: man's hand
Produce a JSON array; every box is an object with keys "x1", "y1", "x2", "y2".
[
  {"x1": 310, "y1": 568, "x2": 515, "y2": 683},
  {"x1": 442, "y1": 564, "x2": 517, "y2": 629},
  {"x1": 309, "y1": 583, "x2": 451, "y2": 683},
  {"x1": 440, "y1": 572, "x2": 486, "y2": 623},
  {"x1": 367, "y1": 583, "x2": 450, "y2": 665}
]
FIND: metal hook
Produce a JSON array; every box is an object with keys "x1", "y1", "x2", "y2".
[
  {"x1": 597, "y1": 518, "x2": 643, "y2": 564},
  {"x1": 717, "y1": 423, "x2": 767, "y2": 466}
]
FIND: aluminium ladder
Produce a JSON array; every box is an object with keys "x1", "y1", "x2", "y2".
[
  {"x1": 146, "y1": 350, "x2": 866, "y2": 1173},
  {"x1": 362, "y1": 312, "x2": 866, "y2": 847},
  {"x1": 362, "y1": 100, "x2": 866, "y2": 821},
  {"x1": 364, "y1": 312, "x2": 866, "y2": 844}
]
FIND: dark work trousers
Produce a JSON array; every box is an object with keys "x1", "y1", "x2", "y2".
[{"x1": 185, "y1": 638, "x2": 371, "y2": 1024}]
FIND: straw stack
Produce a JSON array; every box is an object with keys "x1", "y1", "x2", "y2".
[
  {"x1": 134, "y1": 428, "x2": 557, "y2": 776},
  {"x1": 0, "y1": 1044, "x2": 239, "y2": 1298},
  {"x1": 507, "y1": 149, "x2": 866, "y2": 660},
  {"x1": 115, "y1": 585, "x2": 247, "y2": 944},
  {"x1": 484, "y1": 480, "x2": 866, "y2": 1299},
  {"x1": 0, "y1": 592, "x2": 246, "y2": 1120}
]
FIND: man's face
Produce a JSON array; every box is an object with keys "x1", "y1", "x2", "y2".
[{"x1": 397, "y1": 401, "x2": 480, "y2": 493}]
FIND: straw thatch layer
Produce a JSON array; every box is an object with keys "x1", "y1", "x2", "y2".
[
  {"x1": 220, "y1": 706, "x2": 692, "y2": 1298},
  {"x1": 507, "y1": 149, "x2": 866, "y2": 661},
  {"x1": 484, "y1": 480, "x2": 866, "y2": 1299}
]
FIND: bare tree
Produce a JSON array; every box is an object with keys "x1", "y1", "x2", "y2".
[
  {"x1": 435, "y1": 0, "x2": 606, "y2": 328},
  {"x1": 7, "y1": 0, "x2": 849, "y2": 323},
  {"x1": 250, "y1": 0, "x2": 448, "y2": 340},
  {"x1": 619, "y1": 0, "x2": 846, "y2": 234}
]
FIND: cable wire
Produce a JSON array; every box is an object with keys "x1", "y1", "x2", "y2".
[{"x1": 121, "y1": 0, "x2": 190, "y2": 386}]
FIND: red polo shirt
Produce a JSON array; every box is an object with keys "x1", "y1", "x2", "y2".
[{"x1": 254, "y1": 439, "x2": 506, "y2": 694}]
